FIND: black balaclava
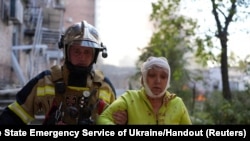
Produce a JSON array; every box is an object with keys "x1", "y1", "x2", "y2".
[
  {"x1": 67, "y1": 62, "x2": 92, "y2": 87},
  {"x1": 66, "y1": 48, "x2": 99, "y2": 87}
]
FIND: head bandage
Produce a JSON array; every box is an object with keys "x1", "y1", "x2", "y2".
[
  {"x1": 141, "y1": 57, "x2": 170, "y2": 73},
  {"x1": 141, "y1": 56, "x2": 171, "y2": 98}
]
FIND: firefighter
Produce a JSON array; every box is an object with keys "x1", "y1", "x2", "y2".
[{"x1": 0, "y1": 20, "x2": 116, "y2": 125}]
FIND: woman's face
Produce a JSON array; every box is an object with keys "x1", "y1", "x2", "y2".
[
  {"x1": 146, "y1": 66, "x2": 168, "y2": 96},
  {"x1": 69, "y1": 45, "x2": 94, "y2": 67}
]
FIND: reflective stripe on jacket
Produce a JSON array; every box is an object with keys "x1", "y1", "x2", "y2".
[{"x1": 1, "y1": 65, "x2": 116, "y2": 125}]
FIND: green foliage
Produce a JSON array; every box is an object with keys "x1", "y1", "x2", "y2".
[
  {"x1": 191, "y1": 111, "x2": 214, "y2": 124},
  {"x1": 134, "y1": 0, "x2": 250, "y2": 124},
  {"x1": 192, "y1": 90, "x2": 250, "y2": 124},
  {"x1": 135, "y1": 0, "x2": 204, "y2": 93},
  {"x1": 194, "y1": 36, "x2": 215, "y2": 67},
  {"x1": 172, "y1": 88, "x2": 193, "y2": 109}
]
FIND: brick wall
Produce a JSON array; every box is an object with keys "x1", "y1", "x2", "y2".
[
  {"x1": 63, "y1": 0, "x2": 95, "y2": 30},
  {"x1": 0, "y1": 0, "x2": 96, "y2": 89},
  {"x1": 0, "y1": 21, "x2": 13, "y2": 88}
]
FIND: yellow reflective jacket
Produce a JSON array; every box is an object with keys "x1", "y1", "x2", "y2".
[
  {"x1": 0, "y1": 65, "x2": 116, "y2": 125},
  {"x1": 97, "y1": 88, "x2": 192, "y2": 125}
]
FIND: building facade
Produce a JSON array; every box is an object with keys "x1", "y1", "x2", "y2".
[{"x1": 0, "y1": 0, "x2": 95, "y2": 89}]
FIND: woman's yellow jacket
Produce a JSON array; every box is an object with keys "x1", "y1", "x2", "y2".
[{"x1": 97, "y1": 88, "x2": 192, "y2": 125}]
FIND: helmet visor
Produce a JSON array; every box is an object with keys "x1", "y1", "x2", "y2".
[{"x1": 69, "y1": 40, "x2": 101, "y2": 49}]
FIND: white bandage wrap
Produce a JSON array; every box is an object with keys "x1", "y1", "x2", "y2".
[{"x1": 141, "y1": 56, "x2": 171, "y2": 98}]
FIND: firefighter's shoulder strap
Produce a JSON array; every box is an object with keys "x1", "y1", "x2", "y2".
[
  {"x1": 50, "y1": 65, "x2": 63, "y2": 82},
  {"x1": 94, "y1": 70, "x2": 117, "y2": 99},
  {"x1": 43, "y1": 65, "x2": 64, "y2": 125},
  {"x1": 92, "y1": 69, "x2": 104, "y2": 84},
  {"x1": 50, "y1": 65, "x2": 65, "y2": 94}
]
